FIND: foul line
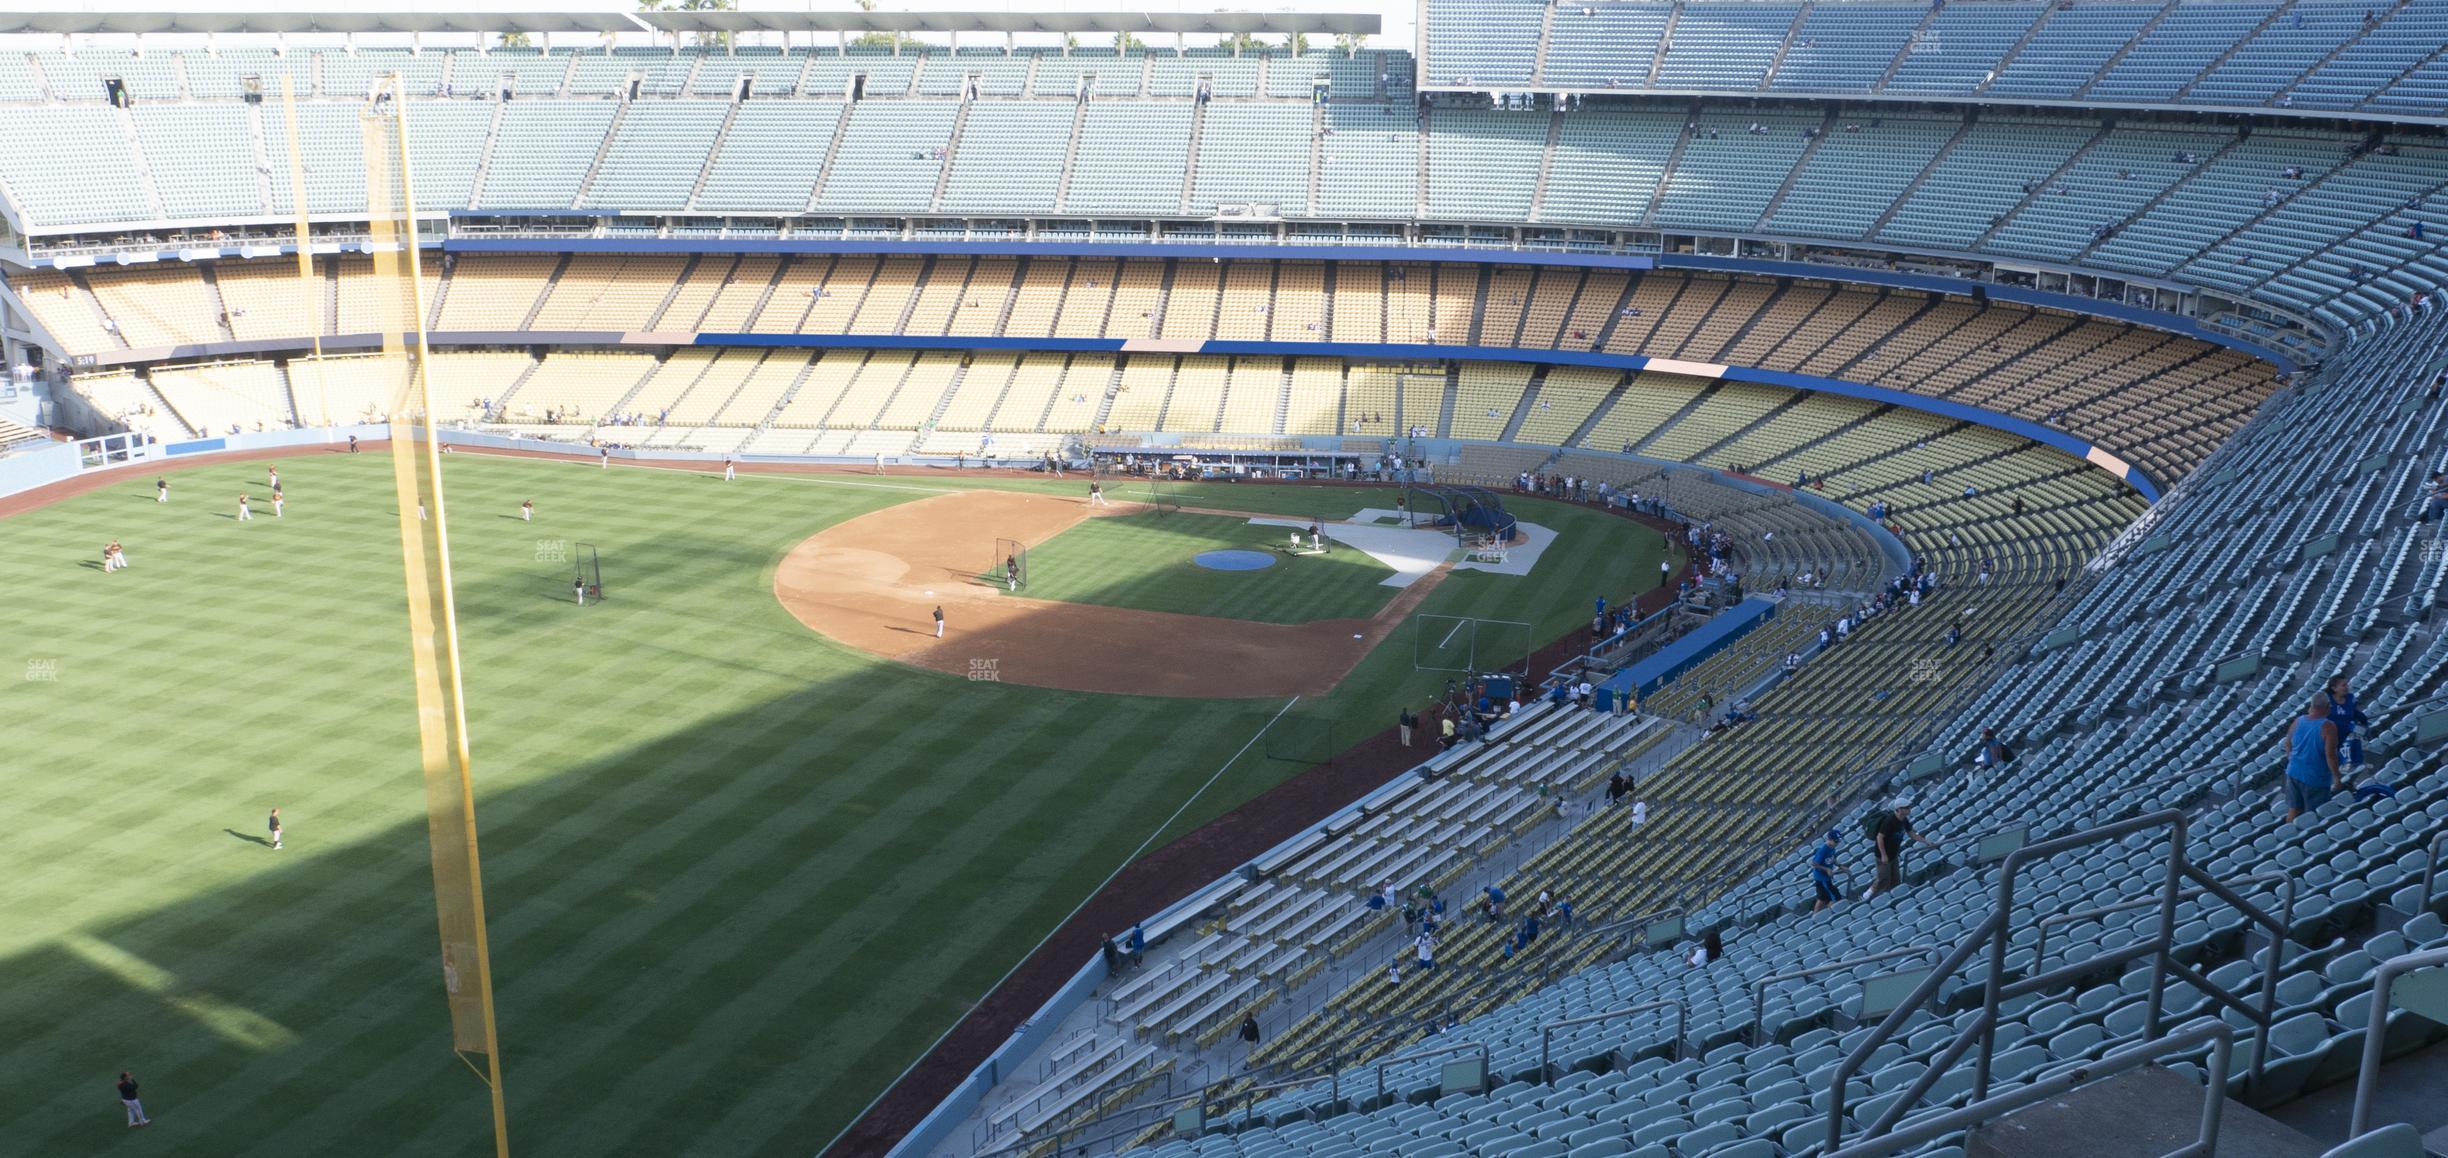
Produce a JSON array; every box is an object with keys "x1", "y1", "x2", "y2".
[
  {"x1": 816, "y1": 693, "x2": 1302, "y2": 1158},
  {"x1": 1438, "y1": 619, "x2": 1468, "y2": 649}
]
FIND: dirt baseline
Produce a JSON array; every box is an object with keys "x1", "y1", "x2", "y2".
[{"x1": 772, "y1": 490, "x2": 1448, "y2": 698}]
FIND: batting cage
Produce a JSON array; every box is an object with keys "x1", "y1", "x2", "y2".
[
  {"x1": 574, "y1": 542, "x2": 604, "y2": 604},
  {"x1": 987, "y1": 538, "x2": 1028, "y2": 590},
  {"x1": 1262, "y1": 708, "x2": 1337, "y2": 764},
  {"x1": 1143, "y1": 474, "x2": 1183, "y2": 515},
  {"x1": 1404, "y1": 484, "x2": 1520, "y2": 544},
  {"x1": 1413, "y1": 613, "x2": 1536, "y2": 677}
]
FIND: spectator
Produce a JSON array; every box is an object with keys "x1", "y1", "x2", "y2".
[
  {"x1": 2281, "y1": 694, "x2": 2343, "y2": 822},
  {"x1": 1414, "y1": 930, "x2": 1438, "y2": 972},
  {"x1": 1483, "y1": 884, "x2": 1507, "y2": 922},
  {"x1": 1629, "y1": 799, "x2": 1648, "y2": 826},
  {"x1": 2321, "y1": 675, "x2": 2368, "y2": 772},
  {"x1": 2424, "y1": 472, "x2": 2448, "y2": 522},
  {"x1": 1606, "y1": 771, "x2": 1630, "y2": 807},
  {"x1": 1809, "y1": 829, "x2": 1843, "y2": 912},
  {"x1": 1440, "y1": 712, "x2": 1457, "y2": 750},
  {"x1": 1238, "y1": 1014, "x2": 1261, "y2": 1052},
  {"x1": 1101, "y1": 935, "x2": 1124, "y2": 974},
  {"x1": 1870, "y1": 800, "x2": 1936, "y2": 898},
  {"x1": 1971, "y1": 726, "x2": 2014, "y2": 781},
  {"x1": 1687, "y1": 929, "x2": 1723, "y2": 966},
  {"x1": 1124, "y1": 923, "x2": 1144, "y2": 967}
]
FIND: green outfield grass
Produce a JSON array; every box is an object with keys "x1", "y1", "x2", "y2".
[
  {"x1": 0, "y1": 454, "x2": 1669, "y2": 1157},
  {"x1": 1020, "y1": 510, "x2": 1398, "y2": 624}
]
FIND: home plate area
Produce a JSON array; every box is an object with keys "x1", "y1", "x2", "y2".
[{"x1": 1244, "y1": 509, "x2": 1555, "y2": 587}]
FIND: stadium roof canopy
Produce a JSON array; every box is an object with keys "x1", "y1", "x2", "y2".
[
  {"x1": 0, "y1": 4, "x2": 1378, "y2": 37},
  {"x1": 0, "y1": 6, "x2": 648, "y2": 35},
  {"x1": 635, "y1": 10, "x2": 1380, "y2": 35}
]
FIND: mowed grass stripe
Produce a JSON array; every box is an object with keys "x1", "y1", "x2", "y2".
[
  {"x1": 1024, "y1": 510, "x2": 1398, "y2": 623},
  {"x1": 0, "y1": 461, "x2": 1666, "y2": 1156}
]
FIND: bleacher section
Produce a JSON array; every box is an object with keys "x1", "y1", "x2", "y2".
[
  {"x1": 0, "y1": 53, "x2": 2437, "y2": 333},
  {"x1": 1080, "y1": 294, "x2": 2448, "y2": 1158},
  {"x1": 1421, "y1": 0, "x2": 2448, "y2": 119},
  {"x1": 30, "y1": 259, "x2": 2276, "y2": 486}
]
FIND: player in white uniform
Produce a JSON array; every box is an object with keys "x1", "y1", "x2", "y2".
[
  {"x1": 520, "y1": 499, "x2": 534, "y2": 522},
  {"x1": 236, "y1": 494, "x2": 252, "y2": 521},
  {"x1": 723, "y1": 457, "x2": 736, "y2": 482},
  {"x1": 272, "y1": 492, "x2": 284, "y2": 518}
]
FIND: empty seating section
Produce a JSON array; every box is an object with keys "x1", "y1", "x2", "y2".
[
  {"x1": 130, "y1": 104, "x2": 260, "y2": 220},
  {"x1": 696, "y1": 101, "x2": 838, "y2": 214},
  {"x1": 1315, "y1": 105, "x2": 1417, "y2": 219},
  {"x1": 1652, "y1": 111, "x2": 1821, "y2": 233},
  {"x1": 531, "y1": 255, "x2": 688, "y2": 330},
  {"x1": 433, "y1": 254, "x2": 560, "y2": 331},
  {"x1": 1422, "y1": 0, "x2": 1543, "y2": 86},
  {"x1": 816, "y1": 101, "x2": 955, "y2": 215},
  {"x1": 1763, "y1": 116, "x2": 1955, "y2": 239},
  {"x1": 938, "y1": 102, "x2": 1069, "y2": 215},
  {"x1": 1192, "y1": 104, "x2": 1310, "y2": 214},
  {"x1": 1066, "y1": 103, "x2": 1191, "y2": 215},
  {"x1": 478, "y1": 101, "x2": 616, "y2": 209},
  {"x1": 581, "y1": 101, "x2": 727, "y2": 210},
  {"x1": 0, "y1": 105, "x2": 149, "y2": 225},
  {"x1": 44, "y1": 255, "x2": 2285, "y2": 486},
  {"x1": 1423, "y1": 108, "x2": 1541, "y2": 221},
  {"x1": 1128, "y1": 304, "x2": 2448, "y2": 1158},
  {"x1": 1986, "y1": 3, "x2": 2162, "y2": 99},
  {"x1": 1284, "y1": 359, "x2": 1346, "y2": 434},
  {"x1": 1420, "y1": 0, "x2": 2448, "y2": 115},
  {"x1": 1879, "y1": 116, "x2": 2095, "y2": 250},
  {"x1": 1771, "y1": 2, "x2": 1925, "y2": 91},
  {"x1": 1543, "y1": 4, "x2": 1670, "y2": 90},
  {"x1": 215, "y1": 260, "x2": 324, "y2": 343},
  {"x1": 499, "y1": 351, "x2": 653, "y2": 423},
  {"x1": 1540, "y1": 109, "x2": 1678, "y2": 226},
  {"x1": 87, "y1": 268, "x2": 220, "y2": 350},
  {"x1": 146, "y1": 360, "x2": 293, "y2": 434},
  {"x1": 1656, "y1": 3, "x2": 1798, "y2": 90},
  {"x1": 1450, "y1": 363, "x2": 1531, "y2": 440}
]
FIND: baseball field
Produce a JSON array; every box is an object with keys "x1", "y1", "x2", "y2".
[{"x1": 0, "y1": 448, "x2": 1669, "y2": 1156}]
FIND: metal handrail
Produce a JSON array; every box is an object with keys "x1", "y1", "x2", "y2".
[
  {"x1": 2424, "y1": 830, "x2": 2448, "y2": 910},
  {"x1": 2031, "y1": 870, "x2": 2295, "y2": 966},
  {"x1": 1750, "y1": 945, "x2": 1939, "y2": 1046},
  {"x1": 1366, "y1": 1039, "x2": 1490, "y2": 1110},
  {"x1": 1540, "y1": 1000, "x2": 1684, "y2": 1081},
  {"x1": 1822, "y1": 1019, "x2": 2236, "y2": 1158},
  {"x1": 982, "y1": 1068, "x2": 1180, "y2": 1158},
  {"x1": 2348, "y1": 947, "x2": 2448, "y2": 1137},
  {"x1": 1825, "y1": 809, "x2": 2294, "y2": 1154}
]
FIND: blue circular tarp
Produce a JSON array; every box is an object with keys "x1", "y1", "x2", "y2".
[{"x1": 1194, "y1": 549, "x2": 1278, "y2": 572}]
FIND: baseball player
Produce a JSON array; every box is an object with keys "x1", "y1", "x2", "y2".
[
  {"x1": 107, "y1": 540, "x2": 128, "y2": 572},
  {"x1": 932, "y1": 605, "x2": 944, "y2": 638},
  {"x1": 267, "y1": 807, "x2": 283, "y2": 850},
  {"x1": 1005, "y1": 555, "x2": 1019, "y2": 592},
  {"x1": 272, "y1": 492, "x2": 284, "y2": 518},
  {"x1": 237, "y1": 494, "x2": 252, "y2": 522},
  {"x1": 1089, "y1": 482, "x2": 1109, "y2": 507},
  {"x1": 155, "y1": 477, "x2": 168, "y2": 503},
  {"x1": 267, "y1": 466, "x2": 278, "y2": 490},
  {"x1": 116, "y1": 1072, "x2": 150, "y2": 1128},
  {"x1": 520, "y1": 499, "x2": 534, "y2": 522},
  {"x1": 574, "y1": 576, "x2": 588, "y2": 606},
  {"x1": 723, "y1": 457, "x2": 736, "y2": 482},
  {"x1": 600, "y1": 447, "x2": 610, "y2": 470}
]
